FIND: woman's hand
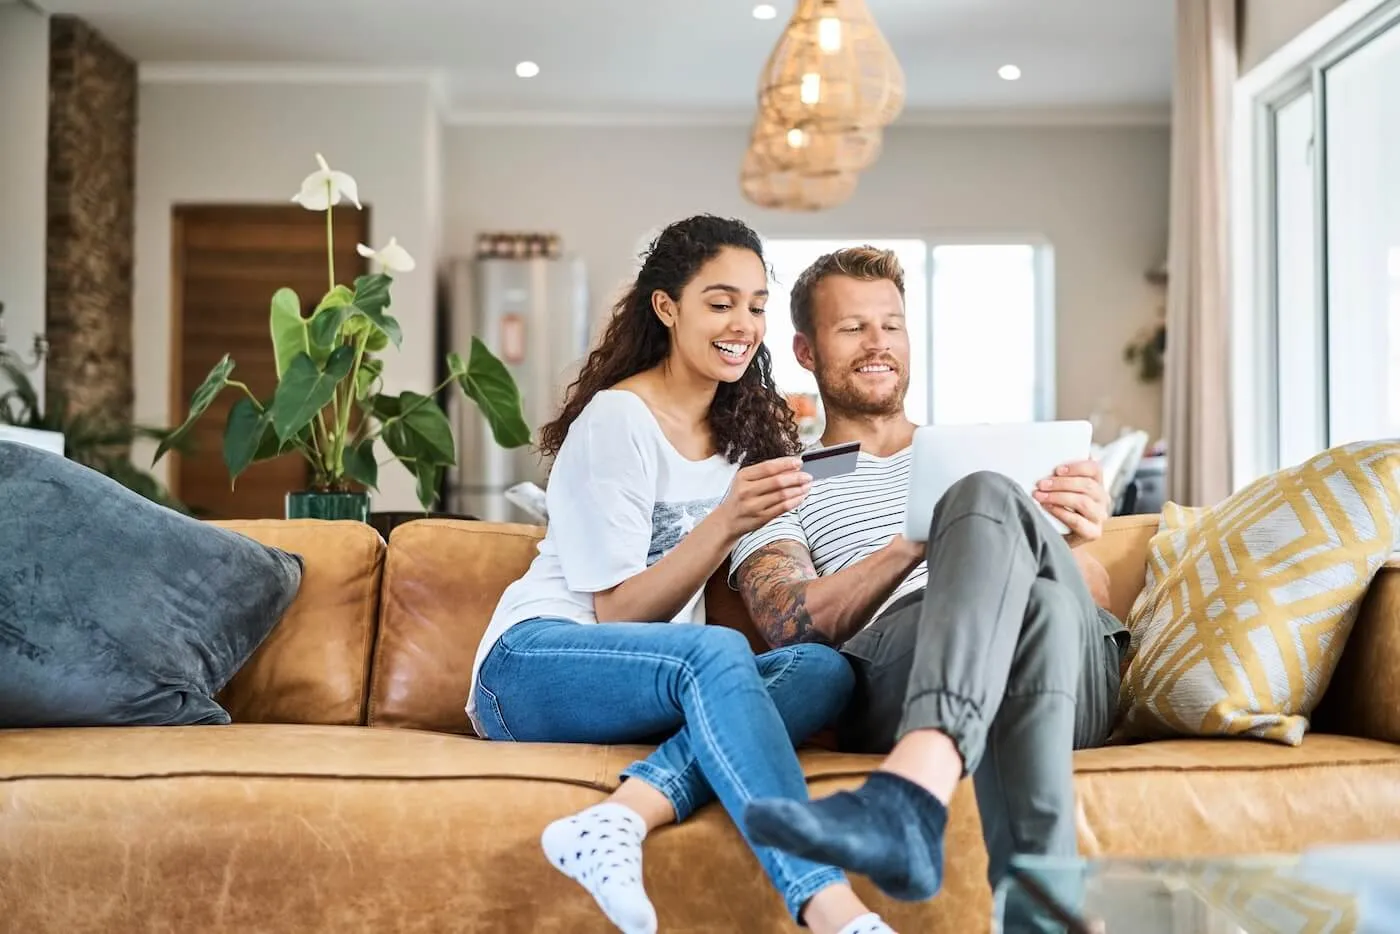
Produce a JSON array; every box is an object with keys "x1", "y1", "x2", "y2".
[{"x1": 715, "y1": 457, "x2": 811, "y2": 538}]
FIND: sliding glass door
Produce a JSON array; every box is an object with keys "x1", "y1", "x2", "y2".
[
  {"x1": 1257, "y1": 4, "x2": 1400, "y2": 473},
  {"x1": 1320, "y1": 18, "x2": 1400, "y2": 445}
]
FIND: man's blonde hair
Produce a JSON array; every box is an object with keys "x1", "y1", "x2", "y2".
[{"x1": 788, "y1": 246, "x2": 906, "y2": 336}]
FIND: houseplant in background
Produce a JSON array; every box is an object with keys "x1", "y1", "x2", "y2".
[
  {"x1": 1, "y1": 358, "x2": 189, "y2": 513},
  {"x1": 154, "y1": 154, "x2": 529, "y2": 521}
]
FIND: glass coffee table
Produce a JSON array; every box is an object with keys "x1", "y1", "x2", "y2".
[{"x1": 993, "y1": 842, "x2": 1400, "y2": 933}]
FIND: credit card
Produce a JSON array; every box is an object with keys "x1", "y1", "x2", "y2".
[{"x1": 801, "y1": 441, "x2": 861, "y2": 481}]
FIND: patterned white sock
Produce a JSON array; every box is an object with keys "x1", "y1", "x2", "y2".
[
  {"x1": 541, "y1": 802, "x2": 656, "y2": 934},
  {"x1": 836, "y1": 913, "x2": 897, "y2": 934}
]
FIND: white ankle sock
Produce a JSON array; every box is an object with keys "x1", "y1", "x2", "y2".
[
  {"x1": 837, "y1": 913, "x2": 896, "y2": 934},
  {"x1": 541, "y1": 802, "x2": 656, "y2": 934}
]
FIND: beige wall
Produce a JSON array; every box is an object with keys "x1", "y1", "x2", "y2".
[
  {"x1": 1239, "y1": 0, "x2": 1349, "y2": 72},
  {"x1": 0, "y1": 4, "x2": 50, "y2": 404},
  {"x1": 132, "y1": 80, "x2": 1171, "y2": 508},
  {"x1": 443, "y1": 122, "x2": 1171, "y2": 442},
  {"x1": 133, "y1": 80, "x2": 442, "y2": 510}
]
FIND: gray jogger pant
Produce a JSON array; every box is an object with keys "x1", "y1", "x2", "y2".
[{"x1": 835, "y1": 470, "x2": 1130, "y2": 885}]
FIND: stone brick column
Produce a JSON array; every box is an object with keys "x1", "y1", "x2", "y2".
[{"x1": 45, "y1": 15, "x2": 136, "y2": 429}]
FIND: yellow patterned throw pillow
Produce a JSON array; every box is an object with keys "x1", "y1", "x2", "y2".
[{"x1": 1118, "y1": 441, "x2": 1400, "y2": 745}]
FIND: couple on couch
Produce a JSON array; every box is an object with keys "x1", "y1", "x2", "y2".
[{"x1": 466, "y1": 215, "x2": 1128, "y2": 934}]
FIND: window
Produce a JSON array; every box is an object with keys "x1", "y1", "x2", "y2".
[
  {"x1": 1239, "y1": 1, "x2": 1400, "y2": 481},
  {"x1": 1270, "y1": 87, "x2": 1326, "y2": 469},
  {"x1": 929, "y1": 244, "x2": 1049, "y2": 425},
  {"x1": 762, "y1": 238, "x2": 1053, "y2": 437},
  {"x1": 1321, "y1": 17, "x2": 1400, "y2": 445}
]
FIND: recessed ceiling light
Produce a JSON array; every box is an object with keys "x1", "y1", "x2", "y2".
[
  {"x1": 998, "y1": 64, "x2": 1022, "y2": 81},
  {"x1": 753, "y1": 4, "x2": 777, "y2": 20},
  {"x1": 515, "y1": 61, "x2": 540, "y2": 78}
]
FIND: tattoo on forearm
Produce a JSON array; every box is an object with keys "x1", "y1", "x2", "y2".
[{"x1": 737, "y1": 542, "x2": 829, "y2": 648}]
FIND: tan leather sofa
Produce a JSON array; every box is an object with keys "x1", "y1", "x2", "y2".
[{"x1": 3, "y1": 516, "x2": 1399, "y2": 933}]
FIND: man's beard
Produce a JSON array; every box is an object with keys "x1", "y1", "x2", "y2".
[{"x1": 814, "y1": 353, "x2": 909, "y2": 418}]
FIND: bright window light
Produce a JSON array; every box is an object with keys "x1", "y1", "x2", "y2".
[{"x1": 930, "y1": 244, "x2": 1042, "y2": 425}]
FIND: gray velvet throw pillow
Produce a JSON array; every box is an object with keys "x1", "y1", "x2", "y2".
[{"x1": 0, "y1": 441, "x2": 304, "y2": 727}]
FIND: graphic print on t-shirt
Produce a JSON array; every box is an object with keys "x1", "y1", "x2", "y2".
[{"x1": 648, "y1": 498, "x2": 723, "y2": 565}]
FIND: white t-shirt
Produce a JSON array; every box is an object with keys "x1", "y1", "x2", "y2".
[
  {"x1": 467, "y1": 389, "x2": 739, "y2": 729},
  {"x1": 729, "y1": 445, "x2": 924, "y2": 641}
]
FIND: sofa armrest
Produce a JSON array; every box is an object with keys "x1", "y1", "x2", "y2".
[
  {"x1": 1077, "y1": 515, "x2": 1159, "y2": 623},
  {"x1": 1314, "y1": 561, "x2": 1400, "y2": 744}
]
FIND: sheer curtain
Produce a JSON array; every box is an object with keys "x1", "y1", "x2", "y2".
[{"x1": 1164, "y1": 0, "x2": 1235, "y2": 506}]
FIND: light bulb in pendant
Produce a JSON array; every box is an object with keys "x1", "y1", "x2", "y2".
[
  {"x1": 786, "y1": 127, "x2": 807, "y2": 149},
  {"x1": 756, "y1": 0, "x2": 905, "y2": 129}
]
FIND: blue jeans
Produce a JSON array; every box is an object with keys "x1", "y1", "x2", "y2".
[{"x1": 473, "y1": 617, "x2": 855, "y2": 922}]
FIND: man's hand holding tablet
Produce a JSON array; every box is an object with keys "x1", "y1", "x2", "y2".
[{"x1": 1032, "y1": 458, "x2": 1112, "y2": 544}]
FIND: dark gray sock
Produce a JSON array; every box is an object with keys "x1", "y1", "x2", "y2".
[{"x1": 743, "y1": 771, "x2": 948, "y2": 902}]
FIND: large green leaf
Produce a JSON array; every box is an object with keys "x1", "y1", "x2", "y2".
[
  {"x1": 307, "y1": 285, "x2": 356, "y2": 362},
  {"x1": 370, "y1": 392, "x2": 401, "y2": 422},
  {"x1": 347, "y1": 273, "x2": 402, "y2": 348},
  {"x1": 403, "y1": 392, "x2": 456, "y2": 464},
  {"x1": 308, "y1": 305, "x2": 353, "y2": 358},
  {"x1": 223, "y1": 397, "x2": 274, "y2": 483},
  {"x1": 350, "y1": 274, "x2": 391, "y2": 316},
  {"x1": 378, "y1": 394, "x2": 453, "y2": 470},
  {"x1": 155, "y1": 354, "x2": 235, "y2": 462},
  {"x1": 414, "y1": 460, "x2": 442, "y2": 510},
  {"x1": 342, "y1": 315, "x2": 391, "y2": 353},
  {"x1": 343, "y1": 439, "x2": 379, "y2": 490},
  {"x1": 451, "y1": 339, "x2": 530, "y2": 448},
  {"x1": 269, "y1": 347, "x2": 354, "y2": 442},
  {"x1": 355, "y1": 357, "x2": 384, "y2": 401},
  {"x1": 315, "y1": 284, "x2": 354, "y2": 314},
  {"x1": 269, "y1": 288, "x2": 306, "y2": 378}
]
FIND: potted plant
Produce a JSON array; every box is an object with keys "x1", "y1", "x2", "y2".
[
  {"x1": 1, "y1": 358, "x2": 189, "y2": 513},
  {"x1": 154, "y1": 154, "x2": 529, "y2": 521}
]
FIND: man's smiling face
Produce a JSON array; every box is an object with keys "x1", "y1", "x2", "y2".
[{"x1": 797, "y1": 274, "x2": 911, "y2": 418}]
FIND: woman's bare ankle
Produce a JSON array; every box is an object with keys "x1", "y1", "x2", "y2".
[
  {"x1": 609, "y1": 777, "x2": 676, "y2": 832},
  {"x1": 800, "y1": 884, "x2": 870, "y2": 934}
]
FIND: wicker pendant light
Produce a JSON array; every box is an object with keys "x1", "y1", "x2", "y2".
[
  {"x1": 748, "y1": 115, "x2": 883, "y2": 174},
  {"x1": 740, "y1": 144, "x2": 858, "y2": 212},
  {"x1": 757, "y1": 0, "x2": 905, "y2": 131}
]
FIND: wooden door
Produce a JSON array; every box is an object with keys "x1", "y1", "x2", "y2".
[{"x1": 170, "y1": 204, "x2": 369, "y2": 519}]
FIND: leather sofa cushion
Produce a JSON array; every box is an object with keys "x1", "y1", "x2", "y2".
[
  {"x1": 3, "y1": 726, "x2": 1397, "y2": 934},
  {"x1": 370, "y1": 519, "x2": 544, "y2": 734},
  {"x1": 1314, "y1": 562, "x2": 1400, "y2": 744},
  {"x1": 370, "y1": 516, "x2": 1164, "y2": 736},
  {"x1": 214, "y1": 520, "x2": 384, "y2": 726}
]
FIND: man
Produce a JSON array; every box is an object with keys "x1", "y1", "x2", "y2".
[{"x1": 732, "y1": 247, "x2": 1129, "y2": 909}]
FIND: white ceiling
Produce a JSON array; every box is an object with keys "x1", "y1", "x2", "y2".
[{"x1": 36, "y1": 0, "x2": 1174, "y2": 121}]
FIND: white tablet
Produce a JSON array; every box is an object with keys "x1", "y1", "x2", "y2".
[{"x1": 902, "y1": 421, "x2": 1094, "y2": 542}]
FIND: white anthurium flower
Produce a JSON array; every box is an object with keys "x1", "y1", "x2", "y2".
[
  {"x1": 291, "y1": 153, "x2": 362, "y2": 211},
  {"x1": 356, "y1": 237, "x2": 416, "y2": 274}
]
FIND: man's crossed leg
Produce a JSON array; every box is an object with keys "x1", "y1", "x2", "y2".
[{"x1": 743, "y1": 471, "x2": 1129, "y2": 902}]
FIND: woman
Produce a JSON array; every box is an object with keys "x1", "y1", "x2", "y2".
[{"x1": 468, "y1": 216, "x2": 893, "y2": 934}]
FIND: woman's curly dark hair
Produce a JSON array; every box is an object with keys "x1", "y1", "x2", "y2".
[{"x1": 538, "y1": 215, "x2": 800, "y2": 466}]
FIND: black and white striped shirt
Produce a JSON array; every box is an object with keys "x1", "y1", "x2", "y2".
[{"x1": 729, "y1": 446, "x2": 926, "y2": 632}]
